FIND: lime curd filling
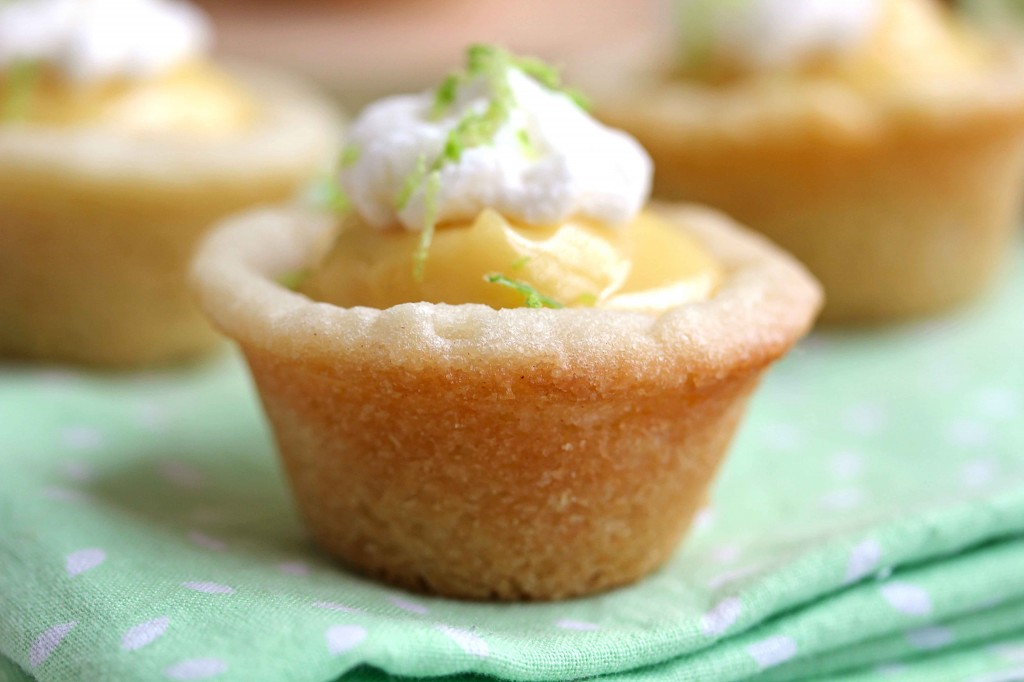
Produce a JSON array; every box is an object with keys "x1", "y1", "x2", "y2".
[
  {"x1": 677, "y1": 0, "x2": 987, "y2": 87},
  {"x1": 0, "y1": 61, "x2": 257, "y2": 133},
  {"x1": 0, "y1": 0, "x2": 254, "y2": 132},
  {"x1": 300, "y1": 209, "x2": 723, "y2": 312}
]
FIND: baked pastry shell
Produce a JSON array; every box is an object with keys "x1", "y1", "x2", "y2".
[
  {"x1": 0, "y1": 64, "x2": 341, "y2": 367},
  {"x1": 191, "y1": 204, "x2": 822, "y2": 600},
  {"x1": 590, "y1": 46, "x2": 1024, "y2": 323}
]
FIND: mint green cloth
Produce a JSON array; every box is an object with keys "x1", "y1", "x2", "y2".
[
  {"x1": 1, "y1": 241, "x2": 1022, "y2": 682},
  {"x1": 961, "y1": 0, "x2": 1024, "y2": 25}
]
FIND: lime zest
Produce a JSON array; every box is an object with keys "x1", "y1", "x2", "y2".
[
  {"x1": 397, "y1": 44, "x2": 593, "y2": 279},
  {"x1": 517, "y1": 128, "x2": 538, "y2": 158},
  {"x1": 564, "y1": 87, "x2": 592, "y2": 112},
  {"x1": 307, "y1": 170, "x2": 351, "y2": 216},
  {"x1": 509, "y1": 51, "x2": 587, "y2": 110},
  {"x1": 276, "y1": 268, "x2": 311, "y2": 291},
  {"x1": 466, "y1": 43, "x2": 499, "y2": 75},
  {"x1": 326, "y1": 184, "x2": 351, "y2": 215},
  {"x1": 510, "y1": 255, "x2": 532, "y2": 270},
  {"x1": 484, "y1": 273, "x2": 564, "y2": 309},
  {"x1": 321, "y1": 172, "x2": 352, "y2": 215},
  {"x1": 3, "y1": 58, "x2": 41, "y2": 122},
  {"x1": 511, "y1": 54, "x2": 561, "y2": 89},
  {"x1": 395, "y1": 154, "x2": 428, "y2": 211},
  {"x1": 575, "y1": 292, "x2": 599, "y2": 307},
  {"x1": 412, "y1": 170, "x2": 442, "y2": 282},
  {"x1": 431, "y1": 73, "x2": 461, "y2": 120},
  {"x1": 340, "y1": 143, "x2": 361, "y2": 168}
]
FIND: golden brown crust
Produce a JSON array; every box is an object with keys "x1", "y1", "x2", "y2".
[
  {"x1": 192, "y1": 204, "x2": 821, "y2": 600},
  {"x1": 248, "y1": 345, "x2": 762, "y2": 600},
  {"x1": 586, "y1": 48, "x2": 1024, "y2": 322},
  {"x1": 0, "y1": 65, "x2": 341, "y2": 366},
  {"x1": 192, "y1": 204, "x2": 821, "y2": 385}
]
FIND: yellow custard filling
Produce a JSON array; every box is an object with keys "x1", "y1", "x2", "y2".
[
  {"x1": 683, "y1": 0, "x2": 987, "y2": 88},
  {"x1": 301, "y1": 209, "x2": 722, "y2": 312},
  {"x1": 0, "y1": 61, "x2": 256, "y2": 133}
]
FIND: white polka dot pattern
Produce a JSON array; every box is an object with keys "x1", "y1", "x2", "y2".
[
  {"x1": 906, "y1": 626, "x2": 953, "y2": 650},
  {"x1": 387, "y1": 596, "x2": 428, "y2": 615},
  {"x1": 313, "y1": 601, "x2": 361, "y2": 614},
  {"x1": 880, "y1": 583, "x2": 933, "y2": 616},
  {"x1": 844, "y1": 539, "x2": 882, "y2": 585},
  {"x1": 65, "y1": 548, "x2": 106, "y2": 578},
  {"x1": 59, "y1": 426, "x2": 103, "y2": 451},
  {"x1": 181, "y1": 582, "x2": 234, "y2": 595},
  {"x1": 701, "y1": 597, "x2": 742, "y2": 637},
  {"x1": 555, "y1": 620, "x2": 600, "y2": 632},
  {"x1": 3, "y1": 246, "x2": 1023, "y2": 682},
  {"x1": 746, "y1": 635, "x2": 797, "y2": 669},
  {"x1": 187, "y1": 531, "x2": 226, "y2": 552},
  {"x1": 325, "y1": 625, "x2": 367, "y2": 655},
  {"x1": 437, "y1": 625, "x2": 489, "y2": 658},
  {"x1": 164, "y1": 658, "x2": 227, "y2": 680},
  {"x1": 28, "y1": 622, "x2": 76, "y2": 668},
  {"x1": 121, "y1": 617, "x2": 170, "y2": 651}
]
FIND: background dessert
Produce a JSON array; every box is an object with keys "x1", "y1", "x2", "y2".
[
  {"x1": 587, "y1": 0, "x2": 1024, "y2": 323},
  {"x1": 192, "y1": 47, "x2": 821, "y2": 600},
  {"x1": 0, "y1": 0, "x2": 341, "y2": 367},
  {"x1": 191, "y1": 0, "x2": 664, "y2": 111}
]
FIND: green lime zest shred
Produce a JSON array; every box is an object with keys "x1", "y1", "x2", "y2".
[
  {"x1": 395, "y1": 154, "x2": 428, "y2": 211},
  {"x1": 324, "y1": 176, "x2": 351, "y2": 215},
  {"x1": 510, "y1": 255, "x2": 532, "y2": 270},
  {"x1": 412, "y1": 170, "x2": 442, "y2": 282},
  {"x1": 484, "y1": 273, "x2": 564, "y2": 309},
  {"x1": 340, "y1": 144, "x2": 361, "y2": 168},
  {"x1": 308, "y1": 170, "x2": 351, "y2": 216},
  {"x1": 575, "y1": 292, "x2": 599, "y2": 307},
  {"x1": 398, "y1": 44, "x2": 593, "y2": 279},
  {"x1": 276, "y1": 268, "x2": 311, "y2": 291},
  {"x1": 517, "y1": 128, "x2": 539, "y2": 158},
  {"x1": 511, "y1": 55, "x2": 561, "y2": 89},
  {"x1": 466, "y1": 43, "x2": 499, "y2": 75},
  {"x1": 4, "y1": 58, "x2": 41, "y2": 122},
  {"x1": 431, "y1": 73, "x2": 461, "y2": 120},
  {"x1": 564, "y1": 87, "x2": 592, "y2": 112}
]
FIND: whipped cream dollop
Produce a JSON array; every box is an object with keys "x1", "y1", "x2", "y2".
[
  {"x1": 0, "y1": 0, "x2": 211, "y2": 82},
  {"x1": 343, "y1": 64, "x2": 652, "y2": 231},
  {"x1": 678, "y1": 0, "x2": 883, "y2": 71}
]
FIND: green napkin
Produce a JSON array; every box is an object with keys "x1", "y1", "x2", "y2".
[
  {"x1": 960, "y1": 0, "x2": 1024, "y2": 26},
  {"x1": 1, "y1": 242, "x2": 1022, "y2": 682}
]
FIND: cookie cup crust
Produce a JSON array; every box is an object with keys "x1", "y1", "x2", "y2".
[
  {"x1": 589, "y1": 47, "x2": 1024, "y2": 323},
  {"x1": 191, "y1": 204, "x2": 821, "y2": 600},
  {"x1": 0, "y1": 64, "x2": 341, "y2": 367}
]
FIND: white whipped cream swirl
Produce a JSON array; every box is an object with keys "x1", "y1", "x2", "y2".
[
  {"x1": 679, "y1": 0, "x2": 883, "y2": 70},
  {"x1": 0, "y1": 0, "x2": 211, "y2": 82},
  {"x1": 343, "y1": 67, "x2": 652, "y2": 231}
]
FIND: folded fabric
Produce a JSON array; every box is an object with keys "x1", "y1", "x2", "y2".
[{"x1": 0, "y1": 245, "x2": 1021, "y2": 682}]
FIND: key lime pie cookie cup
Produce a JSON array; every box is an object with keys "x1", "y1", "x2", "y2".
[
  {"x1": 0, "y1": 0, "x2": 340, "y2": 367},
  {"x1": 591, "y1": 0, "x2": 1024, "y2": 323},
  {"x1": 192, "y1": 47, "x2": 821, "y2": 600}
]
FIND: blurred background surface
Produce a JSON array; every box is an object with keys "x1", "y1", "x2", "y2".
[{"x1": 195, "y1": 0, "x2": 667, "y2": 109}]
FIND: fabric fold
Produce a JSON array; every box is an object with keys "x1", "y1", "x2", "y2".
[{"x1": 0, "y1": 246, "x2": 1020, "y2": 682}]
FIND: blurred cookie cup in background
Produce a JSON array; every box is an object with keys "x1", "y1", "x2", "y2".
[
  {"x1": 585, "y1": 0, "x2": 1024, "y2": 323},
  {"x1": 0, "y1": 0, "x2": 340, "y2": 367}
]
